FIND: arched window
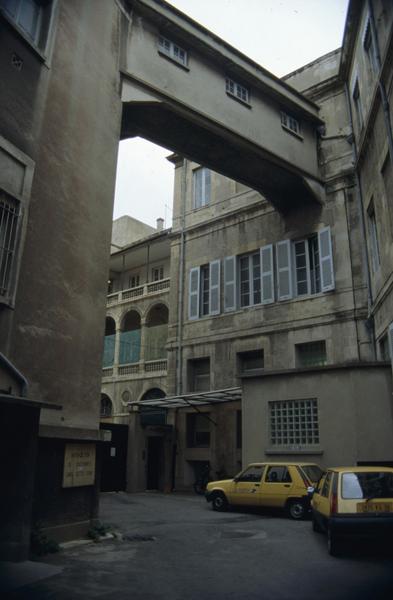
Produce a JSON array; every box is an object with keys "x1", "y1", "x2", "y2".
[
  {"x1": 100, "y1": 394, "x2": 113, "y2": 417},
  {"x1": 140, "y1": 388, "x2": 166, "y2": 426},
  {"x1": 119, "y1": 310, "x2": 141, "y2": 364},
  {"x1": 145, "y1": 304, "x2": 168, "y2": 361},
  {"x1": 103, "y1": 317, "x2": 116, "y2": 367}
]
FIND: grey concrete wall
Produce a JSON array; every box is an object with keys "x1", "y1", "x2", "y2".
[
  {"x1": 242, "y1": 365, "x2": 393, "y2": 469},
  {"x1": 112, "y1": 216, "x2": 156, "y2": 249}
]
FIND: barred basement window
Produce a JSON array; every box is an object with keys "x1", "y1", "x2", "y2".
[
  {"x1": 0, "y1": 192, "x2": 20, "y2": 298},
  {"x1": 270, "y1": 399, "x2": 319, "y2": 446}
]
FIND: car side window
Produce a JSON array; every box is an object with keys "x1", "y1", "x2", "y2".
[
  {"x1": 237, "y1": 465, "x2": 264, "y2": 483},
  {"x1": 321, "y1": 472, "x2": 332, "y2": 497},
  {"x1": 265, "y1": 466, "x2": 292, "y2": 483}
]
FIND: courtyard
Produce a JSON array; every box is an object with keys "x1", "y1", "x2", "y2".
[{"x1": 4, "y1": 491, "x2": 393, "y2": 599}]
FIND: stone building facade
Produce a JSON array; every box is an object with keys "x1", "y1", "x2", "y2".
[{"x1": 101, "y1": 0, "x2": 393, "y2": 494}]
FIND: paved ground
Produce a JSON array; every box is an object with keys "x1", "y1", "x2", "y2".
[{"x1": 4, "y1": 491, "x2": 393, "y2": 599}]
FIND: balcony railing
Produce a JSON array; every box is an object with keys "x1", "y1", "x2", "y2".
[
  {"x1": 102, "y1": 359, "x2": 167, "y2": 379},
  {"x1": 107, "y1": 278, "x2": 170, "y2": 306}
]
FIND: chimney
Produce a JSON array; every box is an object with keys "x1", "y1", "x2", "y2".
[{"x1": 156, "y1": 218, "x2": 164, "y2": 231}]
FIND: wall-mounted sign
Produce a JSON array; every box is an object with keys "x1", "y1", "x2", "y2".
[{"x1": 63, "y1": 443, "x2": 96, "y2": 488}]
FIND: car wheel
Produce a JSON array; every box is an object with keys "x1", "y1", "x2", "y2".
[
  {"x1": 312, "y1": 513, "x2": 323, "y2": 533},
  {"x1": 288, "y1": 499, "x2": 306, "y2": 520},
  {"x1": 212, "y1": 492, "x2": 228, "y2": 512},
  {"x1": 327, "y1": 527, "x2": 341, "y2": 557}
]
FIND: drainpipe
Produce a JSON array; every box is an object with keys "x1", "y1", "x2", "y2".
[
  {"x1": 367, "y1": 0, "x2": 393, "y2": 164},
  {"x1": 176, "y1": 158, "x2": 187, "y2": 395},
  {"x1": 0, "y1": 352, "x2": 28, "y2": 396},
  {"x1": 344, "y1": 82, "x2": 376, "y2": 357}
]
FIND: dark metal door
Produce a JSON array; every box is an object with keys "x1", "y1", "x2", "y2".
[
  {"x1": 100, "y1": 424, "x2": 128, "y2": 492},
  {"x1": 147, "y1": 436, "x2": 164, "y2": 490}
]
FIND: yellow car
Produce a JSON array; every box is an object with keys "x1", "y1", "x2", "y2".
[
  {"x1": 311, "y1": 466, "x2": 393, "y2": 556},
  {"x1": 205, "y1": 462, "x2": 322, "y2": 519}
]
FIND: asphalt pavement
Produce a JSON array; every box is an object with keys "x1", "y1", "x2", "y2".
[{"x1": 3, "y1": 491, "x2": 393, "y2": 599}]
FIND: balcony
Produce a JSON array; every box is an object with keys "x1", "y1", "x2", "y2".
[
  {"x1": 102, "y1": 358, "x2": 167, "y2": 380},
  {"x1": 107, "y1": 278, "x2": 170, "y2": 307}
]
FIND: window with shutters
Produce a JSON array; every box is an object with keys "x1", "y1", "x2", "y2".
[
  {"x1": 276, "y1": 227, "x2": 334, "y2": 302},
  {"x1": 152, "y1": 266, "x2": 164, "y2": 282},
  {"x1": 188, "y1": 260, "x2": 220, "y2": 319},
  {"x1": 363, "y1": 19, "x2": 378, "y2": 74},
  {"x1": 193, "y1": 167, "x2": 211, "y2": 209},
  {"x1": 238, "y1": 252, "x2": 261, "y2": 307}
]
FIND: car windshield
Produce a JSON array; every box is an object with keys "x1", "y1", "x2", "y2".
[
  {"x1": 301, "y1": 465, "x2": 323, "y2": 483},
  {"x1": 342, "y1": 472, "x2": 393, "y2": 499}
]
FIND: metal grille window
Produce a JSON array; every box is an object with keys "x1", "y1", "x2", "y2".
[
  {"x1": 0, "y1": 192, "x2": 20, "y2": 298},
  {"x1": 270, "y1": 399, "x2": 319, "y2": 446},
  {"x1": 225, "y1": 77, "x2": 250, "y2": 104}
]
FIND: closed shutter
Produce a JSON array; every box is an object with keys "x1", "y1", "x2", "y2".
[
  {"x1": 276, "y1": 240, "x2": 293, "y2": 301},
  {"x1": 318, "y1": 227, "x2": 335, "y2": 292},
  {"x1": 189, "y1": 267, "x2": 200, "y2": 320},
  {"x1": 209, "y1": 259, "x2": 220, "y2": 315},
  {"x1": 260, "y1": 244, "x2": 274, "y2": 304},
  {"x1": 224, "y1": 256, "x2": 236, "y2": 312}
]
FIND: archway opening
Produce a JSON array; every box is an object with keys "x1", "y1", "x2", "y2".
[
  {"x1": 145, "y1": 304, "x2": 169, "y2": 361},
  {"x1": 119, "y1": 310, "x2": 141, "y2": 364}
]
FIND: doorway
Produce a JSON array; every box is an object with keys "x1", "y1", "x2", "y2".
[{"x1": 147, "y1": 436, "x2": 164, "y2": 490}]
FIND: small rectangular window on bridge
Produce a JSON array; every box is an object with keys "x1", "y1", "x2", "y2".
[
  {"x1": 158, "y1": 35, "x2": 188, "y2": 67},
  {"x1": 225, "y1": 77, "x2": 250, "y2": 105},
  {"x1": 281, "y1": 111, "x2": 302, "y2": 138}
]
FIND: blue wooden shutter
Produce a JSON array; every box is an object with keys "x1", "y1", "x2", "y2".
[
  {"x1": 260, "y1": 244, "x2": 274, "y2": 304},
  {"x1": 318, "y1": 227, "x2": 335, "y2": 292},
  {"x1": 189, "y1": 267, "x2": 200, "y2": 320},
  {"x1": 276, "y1": 240, "x2": 293, "y2": 301},
  {"x1": 209, "y1": 260, "x2": 220, "y2": 315},
  {"x1": 224, "y1": 256, "x2": 236, "y2": 312}
]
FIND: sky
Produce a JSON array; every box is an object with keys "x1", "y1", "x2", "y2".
[{"x1": 113, "y1": 0, "x2": 349, "y2": 228}]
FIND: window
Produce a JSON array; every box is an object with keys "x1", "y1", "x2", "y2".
[
  {"x1": 321, "y1": 471, "x2": 332, "y2": 498},
  {"x1": 100, "y1": 395, "x2": 113, "y2": 418},
  {"x1": 265, "y1": 466, "x2": 292, "y2": 483},
  {"x1": 0, "y1": 0, "x2": 53, "y2": 51},
  {"x1": 281, "y1": 112, "x2": 301, "y2": 136},
  {"x1": 363, "y1": 20, "x2": 378, "y2": 74},
  {"x1": 237, "y1": 465, "x2": 264, "y2": 483},
  {"x1": 352, "y1": 80, "x2": 363, "y2": 131},
  {"x1": 0, "y1": 192, "x2": 20, "y2": 299},
  {"x1": 186, "y1": 413, "x2": 210, "y2": 447},
  {"x1": 236, "y1": 410, "x2": 242, "y2": 449},
  {"x1": 193, "y1": 167, "x2": 211, "y2": 209},
  {"x1": 189, "y1": 260, "x2": 220, "y2": 319},
  {"x1": 367, "y1": 200, "x2": 380, "y2": 272},
  {"x1": 225, "y1": 77, "x2": 250, "y2": 104},
  {"x1": 129, "y1": 274, "x2": 140, "y2": 288},
  {"x1": 158, "y1": 35, "x2": 188, "y2": 67},
  {"x1": 276, "y1": 228, "x2": 334, "y2": 301},
  {"x1": 293, "y1": 235, "x2": 321, "y2": 296},
  {"x1": 239, "y1": 252, "x2": 261, "y2": 307},
  {"x1": 296, "y1": 341, "x2": 327, "y2": 367},
  {"x1": 269, "y1": 399, "x2": 319, "y2": 447},
  {"x1": 188, "y1": 358, "x2": 210, "y2": 392},
  {"x1": 151, "y1": 266, "x2": 163, "y2": 282},
  {"x1": 237, "y1": 349, "x2": 264, "y2": 373}
]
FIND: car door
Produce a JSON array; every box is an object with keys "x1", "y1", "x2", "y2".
[
  {"x1": 259, "y1": 465, "x2": 294, "y2": 508},
  {"x1": 229, "y1": 464, "x2": 265, "y2": 506},
  {"x1": 312, "y1": 471, "x2": 332, "y2": 523}
]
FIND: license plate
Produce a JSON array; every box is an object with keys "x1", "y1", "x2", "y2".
[{"x1": 357, "y1": 502, "x2": 392, "y2": 513}]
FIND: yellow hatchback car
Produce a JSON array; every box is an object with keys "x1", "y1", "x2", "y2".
[
  {"x1": 311, "y1": 466, "x2": 393, "y2": 556},
  {"x1": 205, "y1": 462, "x2": 322, "y2": 519}
]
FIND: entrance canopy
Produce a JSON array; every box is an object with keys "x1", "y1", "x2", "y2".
[{"x1": 129, "y1": 387, "x2": 241, "y2": 409}]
